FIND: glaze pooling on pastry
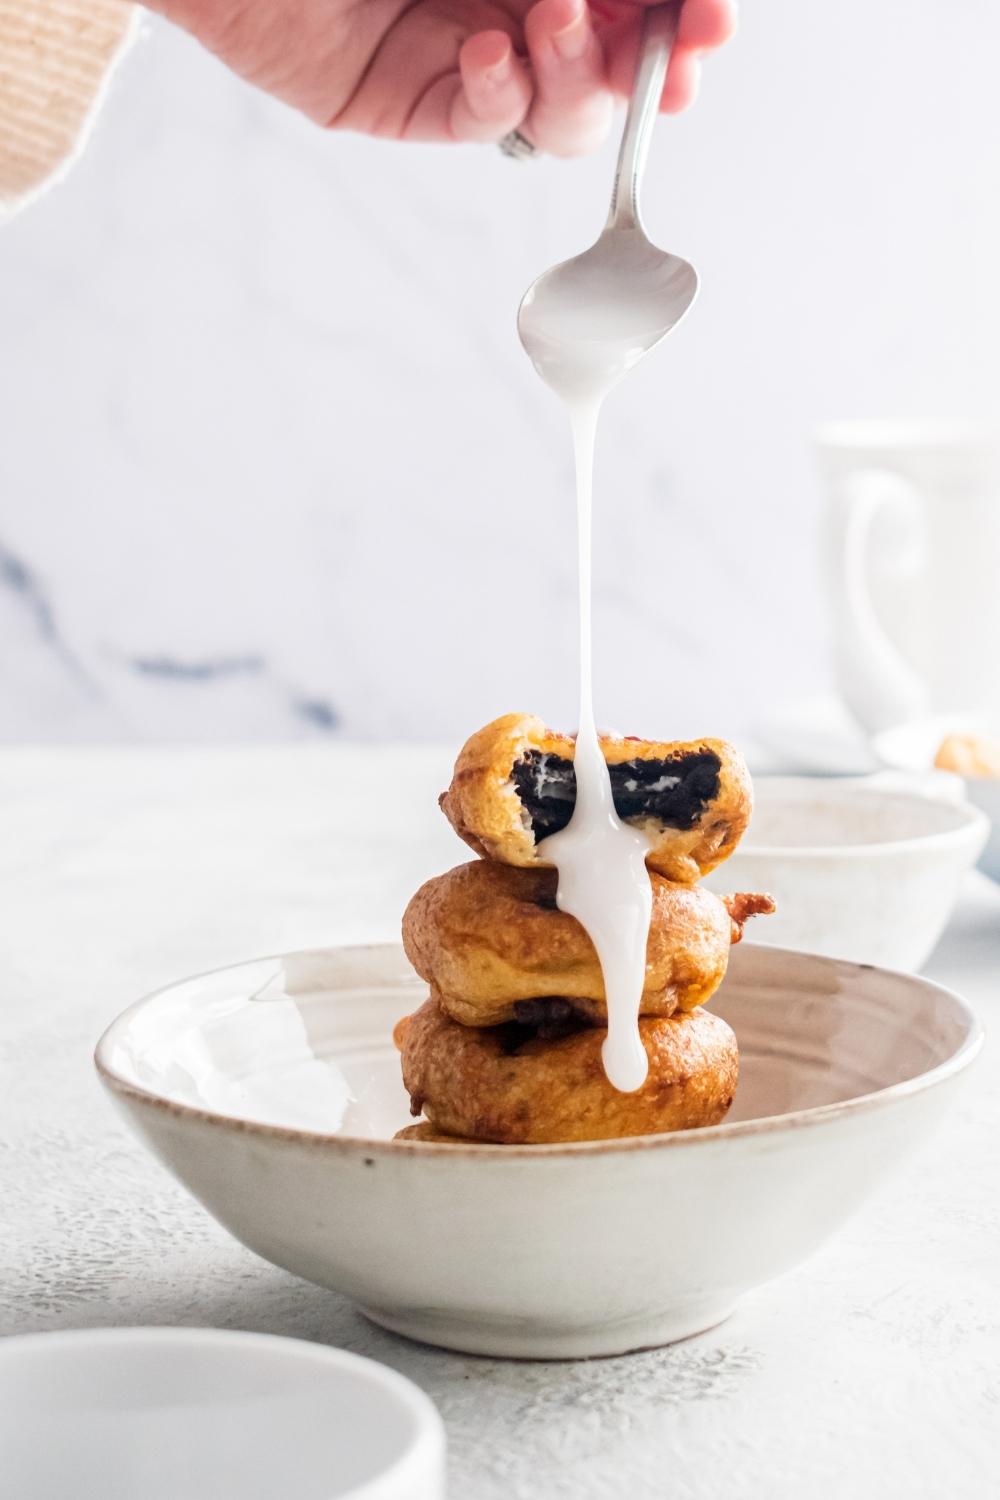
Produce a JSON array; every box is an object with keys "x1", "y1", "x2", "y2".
[
  {"x1": 401, "y1": 858, "x2": 772, "y2": 1030},
  {"x1": 439, "y1": 712, "x2": 752, "y2": 884},
  {"x1": 511, "y1": 746, "x2": 722, "y2": 840}
]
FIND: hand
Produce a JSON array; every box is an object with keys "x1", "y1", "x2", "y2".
[{"x1": 147, "y1": 0, "x2": 736, "y2": 156}]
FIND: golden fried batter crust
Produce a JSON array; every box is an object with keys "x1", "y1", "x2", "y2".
[
  {"x1": 935, "y1": 731, "x2": 1000, "y2": 779},
  {"x1": 439, "y1": 713, "x2": 753, "y2": 883},
  {"x1": 393, "y1": 1121, "x2": 477, "y2": 1144},
  {"x1": 394, "y1": 999, "x2": 739, "y2": 1145},
  {"x1": 402, "y1": 859, "x2": 771, "y2": 1027},
  {"x1": 723, "y1": 891, "x2": 776, "y2": 938}
]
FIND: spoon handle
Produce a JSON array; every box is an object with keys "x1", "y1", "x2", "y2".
[{"x1": 607, "y1": 1, "x2": 680, "y2": 231}]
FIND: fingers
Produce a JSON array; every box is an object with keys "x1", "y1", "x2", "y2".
[
  {"x1": 660, "y1": 44, "x2": 702, "y2": 113},
  {"x1": 441, "y1": 0, "x2": 735, "y2": 151},
  {"x1": 677, "y1": 0, "x2": 738, "y2": 50},
  {"x1": 449, "y1": 31, "x2": 532, "y2": 144},
  {"x1": 522, "y1": 0, "x2": 614, "y2": 157},
  {"x1": 665, "y1": 0, "x2": 738, "y2": 108},
  {"x1": 603, "y1": 0, "x2": 735, "y2": 115}
]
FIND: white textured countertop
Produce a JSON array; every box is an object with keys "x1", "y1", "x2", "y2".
[{"x1": 2, "y1": 747, "x2": 998, "y2": 1499}]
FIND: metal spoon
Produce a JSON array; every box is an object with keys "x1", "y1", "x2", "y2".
[{"x1": 517, "y1": 1, "x2": 698, "y2": 402}]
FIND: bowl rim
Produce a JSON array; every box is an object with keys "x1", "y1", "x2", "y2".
[
  {"x1": 0, "y1": 1326, "x2": 445, "y2": 1497},
  {"x1": 94, "y1": 942, "x2": 984, "y2": 1161},
  {"x1": 740, "y1": 776, "x2": 990, "y2": 860}
]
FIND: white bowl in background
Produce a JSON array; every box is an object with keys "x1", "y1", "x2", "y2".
[
  {"x1": 95, "y1": 943, "x2": 981, "y2": 1360},
  {"x1": 874, "y1": 716, "x2": 1000, "y2": 883},
  {"x1": 0, "y1": 1327, "x2": 445, "y2": 1500},
  {"x1": 704, "y1": 775, "x2": 988, "y2": 969}
]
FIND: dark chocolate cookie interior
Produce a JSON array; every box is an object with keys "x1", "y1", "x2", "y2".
[
  {"x1": 501, "y1": 999, "x2": 591, "y2": 1050},
  {"x1": 511, "y1": 748, "x2": 722, "y2": 841}
]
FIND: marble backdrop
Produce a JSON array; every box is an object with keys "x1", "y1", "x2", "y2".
[{"x1": 1, "y1": 0, "x2": 998, "y2": 744}]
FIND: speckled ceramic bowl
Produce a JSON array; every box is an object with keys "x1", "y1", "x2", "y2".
[
  {"x1": 704, "y1": 775, "x2": 987, "y2": 968},
  {"x1": 95, "y1": 943, "x2": 982, "y2": 1359}
]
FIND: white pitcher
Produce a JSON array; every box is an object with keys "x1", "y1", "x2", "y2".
[{"x1": 816, "y1": 422, "x2": 1000, "y2": 734}]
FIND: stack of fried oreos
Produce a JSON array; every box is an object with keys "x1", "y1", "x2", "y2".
[{"x1": 393, "y1": 713, "x2": 772, "y2": 1145}]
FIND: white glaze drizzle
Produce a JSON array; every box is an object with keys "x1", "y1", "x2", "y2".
[
  {"x1": 540, "y1": 397, "x2": 652, "y2": 1092},
  {"x1": 524, "y1": 352, "x2": 656, "y2": 1098},
  {"x1": 520, "y1": 271, "x2": 682, "y2": 1091}
]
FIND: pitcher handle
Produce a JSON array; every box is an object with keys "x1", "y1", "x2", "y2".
[{"x1": 829, "y1": 467, "x2": 928, "y2": 733}]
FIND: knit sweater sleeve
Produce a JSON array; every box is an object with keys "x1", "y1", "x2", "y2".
[{"x1": 0, "y1": 0, "x2": 136, "y2": 216}]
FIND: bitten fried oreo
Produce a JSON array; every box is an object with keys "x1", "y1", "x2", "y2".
[
  {"x1": 402, "y1": 858, "x2": 773, "y2": 1028},
  {"x1": 394, "y1": 999, "x2": 739, "y2": 1145},
  {"x1": 439, "y1": 713, "x2": 753, "y2": 883}
]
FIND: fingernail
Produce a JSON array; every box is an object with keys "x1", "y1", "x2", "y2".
[
  {"x1": 552, "y1": 1, "x2": 588, "y2": 61},
  {"x1": 484, "y1": 42, "x2": 513, "y2": 85}
]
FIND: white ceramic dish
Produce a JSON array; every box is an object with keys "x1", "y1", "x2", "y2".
[
  {"x1": 874, "y1": 717, "x2": 1000, "y2": 882},
  {"x1": 0, "y1": 1327, "x2": 445, "y2": 1500},
  {"x1": 95, "y1": 943, "x2": 981, "y2": 1360},
  {"x1": 703, "y1": 775, "x2": 988, "y2": 968}
]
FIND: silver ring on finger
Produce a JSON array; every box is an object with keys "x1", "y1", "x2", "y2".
[{"x1": 498, "y1": 128, "x2": 539, "y2": 160}]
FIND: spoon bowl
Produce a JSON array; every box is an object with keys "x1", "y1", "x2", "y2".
[
  {"x1": 518, "y1": 228, "x2": 698, "y2": 399},
  {"x1": 517, "y1": 2, "x2": 698, "y2": 400}
]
